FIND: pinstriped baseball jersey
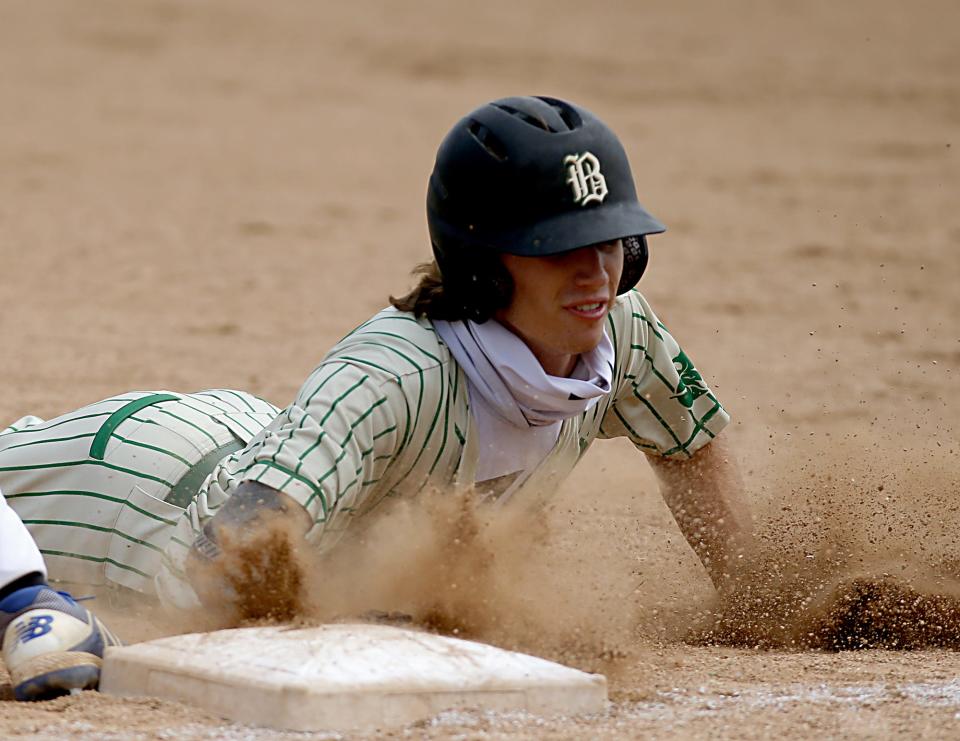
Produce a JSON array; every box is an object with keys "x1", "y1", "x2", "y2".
[
  {"x1": 0, "y1": 390, "x2": 279, "y2": 593},
  {"x1": 156, "y1": 290, "x2": 728, "y2": 608}
]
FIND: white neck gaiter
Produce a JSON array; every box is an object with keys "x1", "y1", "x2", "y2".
[{"x1": 433, "y1": 318, "x2": 615, "y2": 428}]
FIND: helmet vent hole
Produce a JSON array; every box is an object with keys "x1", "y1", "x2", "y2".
[
  {"x1": 492, "y1": 103, "x2": 556, "y2": 133},
  {"x1": 468, "y1": 121, "x2": 509, "y2": 161},
  {"x1": 540, "y1": 97, "x2": 582, "y2": 131}
]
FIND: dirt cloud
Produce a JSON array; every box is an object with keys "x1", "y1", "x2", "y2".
[{"x1": 690, "y1": 421, "x2": 960, "y2": 650}]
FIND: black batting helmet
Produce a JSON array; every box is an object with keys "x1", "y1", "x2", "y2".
[{"x1": 427, "y1": 95, "x2": 666, "y2": 304}]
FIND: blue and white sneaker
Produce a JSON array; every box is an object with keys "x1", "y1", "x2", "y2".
[{"x1": 0, "y1": 585, "x2": 121, "y2": 701}]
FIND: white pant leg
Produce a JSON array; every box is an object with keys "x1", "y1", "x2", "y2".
[{"x1": 0, "y1": 489, "x2": 47, "y2": 590}]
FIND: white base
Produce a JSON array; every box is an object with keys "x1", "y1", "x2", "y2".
[{"x1": 99, "y1": 623, "x2": 607, "y2": 732}]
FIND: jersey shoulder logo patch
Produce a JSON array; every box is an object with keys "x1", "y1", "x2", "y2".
[
  {"x1": 564, "y1": 151, "x2": 608, "y2": 206},
  {"x1": 671, "y1": 350, "x2": 709, "y2": 409}
]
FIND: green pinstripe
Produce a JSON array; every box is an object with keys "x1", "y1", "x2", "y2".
[
  {"x1": 41, "y1": 549, "x2": 152, "y2": 580},
  {"x1": 6, "y1": 490, "x2": 179, "y2": 526},
  {"x1": 283, "y1": 374, "x2": 373, "y2": 482},
  {"x1": 265, "y1": 363, "x2": 351, "y2": 469},
  {"x1": 0, "y1": 458, "x2": 178, "y2": 487},
  {"x1": 22, "y1": 519, "x2": 165, "y2": 553},
  {"x1": 156, "y1": 408, "x2": 219, "y2": 447},
  {"x1": 1, "y1": 411, "x2": 112, "y2": 437}
]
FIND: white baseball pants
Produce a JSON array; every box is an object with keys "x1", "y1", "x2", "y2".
[{"x1": 0, "y1": 489, "x2": 47, "y2": 591}]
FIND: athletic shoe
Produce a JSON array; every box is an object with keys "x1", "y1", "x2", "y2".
[{"x1": 0, "y1": 585, "x2": 121, "y2": 701}]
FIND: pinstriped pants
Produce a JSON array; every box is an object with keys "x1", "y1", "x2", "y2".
[{"x1": 0, "y1": 390, "x2": 278, "y2": 595}]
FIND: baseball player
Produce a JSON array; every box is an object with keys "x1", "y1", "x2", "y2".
[{"x1": 0, "y1": 96, "x2": 750, "y2": 630}]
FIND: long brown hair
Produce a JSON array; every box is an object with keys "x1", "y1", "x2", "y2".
[{"x1": 390, "y1": 257, "x2": 513, "y2": 322}]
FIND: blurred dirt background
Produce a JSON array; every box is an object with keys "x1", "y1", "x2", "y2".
[{"x1": 1, "y1": 0, "x2": 959, "y2": 737}]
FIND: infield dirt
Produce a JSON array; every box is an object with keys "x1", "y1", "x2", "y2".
[{"x1": 1, "y1": 0, "x2": 959, "y2": 738}]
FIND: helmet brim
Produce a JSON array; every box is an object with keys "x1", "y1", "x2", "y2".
[{"x1": 432, "y1": 199, "x2": 666, "y2": 258}]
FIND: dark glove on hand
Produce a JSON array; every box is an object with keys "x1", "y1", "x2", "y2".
[{"x1": 186, "y1": 482, "x2": 312, "y2": 621}]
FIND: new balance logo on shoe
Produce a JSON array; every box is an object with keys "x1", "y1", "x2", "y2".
[{"x1": 16, "y1": 615, "x2": 54, "y2": 643}]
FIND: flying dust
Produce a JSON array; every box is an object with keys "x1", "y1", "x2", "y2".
[
  {"x1": 692, "y1": 423, "x2": 960, "y2": 651},
  {"x1": 199, "y1": 485, "x2": 642, "y2": 663},
  {"x1": 183, "y1": 421, "x2": 960, "y2": 661}
]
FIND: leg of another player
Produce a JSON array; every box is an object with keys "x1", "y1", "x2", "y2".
[
  {"x1": 0, "y1": 491, "x2": 121, "y2": 701},
  {"x1": 0, "y1": 488, "x2": 47, "y2": 593}
]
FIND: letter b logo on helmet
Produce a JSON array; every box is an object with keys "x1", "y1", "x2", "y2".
[
  {"x1": 427, "y1": 95, "x2": 666, "y2": 296},
  {"x1": 564, "y1": 152, "x2": 608, "y2": 206}
]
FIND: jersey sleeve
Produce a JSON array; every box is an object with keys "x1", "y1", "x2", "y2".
[
  {"x1": 157, "y1": 335, "x2": 442, "y2": 610},
  {"x1": 238, "y1": 360, "x2": 404, "y2": 531},
  {"x1": 598, "y1": 290, "x2": 730, "y2": 459}
]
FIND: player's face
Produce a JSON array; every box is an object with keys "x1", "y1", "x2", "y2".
[{"x1": 496, "y1": 240, "x2": 623, "y2": 377}]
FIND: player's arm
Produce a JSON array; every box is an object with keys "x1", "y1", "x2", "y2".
[
  {"x1": 645, "y1": 435, "x2": 752, "y2": 592},
  {"x1": 183, "y1": 360, "x2": 404, "y2": 617},
  {"x1": 598, "y1": 291, "x2": 750, "y2": 592}
]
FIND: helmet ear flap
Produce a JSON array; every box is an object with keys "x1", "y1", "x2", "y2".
[{"x1": 617, "y1": 235, "x2": 649, "y2": 294}]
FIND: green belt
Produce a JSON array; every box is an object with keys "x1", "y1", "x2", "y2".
[
  {"x1": 89, "y1": 393, "x2": 244, "y2": 509},
  {"x1": 164, "y1": 438, "x2": 243, "y2": 508}
]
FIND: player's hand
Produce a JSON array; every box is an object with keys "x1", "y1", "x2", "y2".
[{"x1": 185, "y1": 482, "x2": 312, "y2": 622}]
